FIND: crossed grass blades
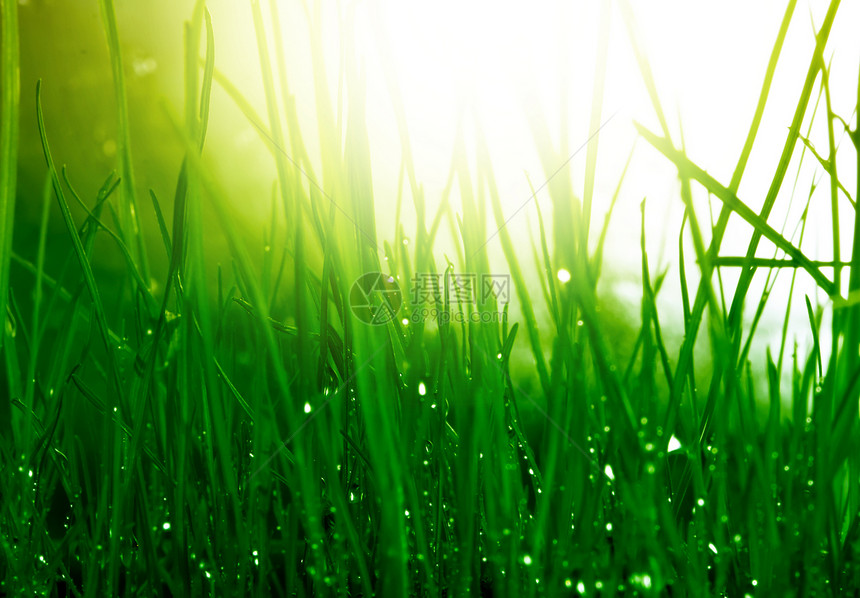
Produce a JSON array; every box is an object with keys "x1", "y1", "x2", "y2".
[{"x1": 2, "y1": 0, "x2": 860, "y2": 595}]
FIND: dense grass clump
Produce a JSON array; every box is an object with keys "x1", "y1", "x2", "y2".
[{"x1": 2, "y1": 0, "x2": 860, "y2": 596}]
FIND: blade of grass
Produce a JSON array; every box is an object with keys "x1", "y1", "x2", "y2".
[
  {"x1": 726, "y1": 0, "x2": 841, "y2": 326},
  {"x1": 36, "y1": 79, "x2": 127, "y2": 595},
  {"x1": 636, "y1": 124, "x2": 836, "y2": 296},
  {"x1": 35, "y1": 81, "x2": 121, "y2": 403},
  {"x1": 628, "y1": 0, "x2": 799, "y2": 447},
  {"x1": 0, "y1": 0, "x2": 19, "y2": 353},
  {"x1": 580, "y1": 0, "x2": 611, "y2": 254},
  {"x1": 20, "y1": 173, "x2": 53, "y2": 455},
  {"x1": 98, "y1": 0, "x2": 148, "y2": 280},
  {"x1": 806, "y1": 295, "x2": 823, "y2": 380}
]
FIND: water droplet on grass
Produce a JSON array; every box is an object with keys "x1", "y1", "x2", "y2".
[
  {"x1": 604, "y1": 464, "x2": 614, "y2": 480},
  {"x1": 133, "y1": 57, "x2": 158, "y2": 77}
]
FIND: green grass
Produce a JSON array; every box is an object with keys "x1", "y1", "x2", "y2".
[
  {"x1": 2, "y1": 1, "x2": 860, "y2": 596},
  {"x1": 0, "y1": 0, "x2": 19, "y2": 366}
]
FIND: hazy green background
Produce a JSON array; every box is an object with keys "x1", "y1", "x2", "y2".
[{"x1": 12, "y1": 0, "x2": 860, "y2": 387}]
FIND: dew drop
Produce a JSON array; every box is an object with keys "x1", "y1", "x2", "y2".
[{"x1": 604, "y1": 464, "x2": 614, "y2": 481}]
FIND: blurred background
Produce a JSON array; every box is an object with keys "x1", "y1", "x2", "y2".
[{"x1": 12, "y1": 0, "x2": 860, "y2": 384}]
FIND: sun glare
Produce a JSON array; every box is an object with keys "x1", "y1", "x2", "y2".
[
  {"x1": 220, "y1": 0, "x2": 857, "y2": 268},
  {"x1": 205, "y1": 0, "x2": 860, "y2": 352}
]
